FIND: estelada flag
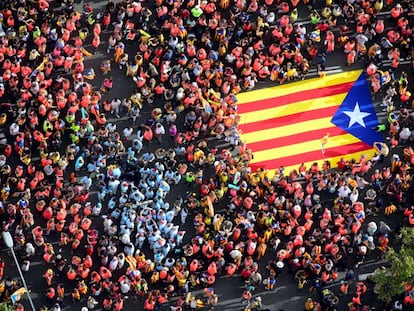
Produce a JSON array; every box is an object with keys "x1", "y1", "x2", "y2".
[
  {"x1": 125, "y1": 255, "x2": 137, "y2": 271},
  {"x1": 10, "y1": 287, "x2": 27, "y2": 304},
  {"x1": 237, "y1": 70, "x2": 383, "y2": 175}
]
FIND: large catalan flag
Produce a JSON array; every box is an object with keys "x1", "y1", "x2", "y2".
[{"x1": 237, "y1": 70, "x2": 383, "y2": 175}]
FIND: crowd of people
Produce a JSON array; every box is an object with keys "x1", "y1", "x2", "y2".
[{"x1": 0, "y1": 0, "x2": 413, "y2": 310}]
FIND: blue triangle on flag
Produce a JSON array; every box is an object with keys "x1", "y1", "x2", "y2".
[{"x1": 331, "y1": 72, "x2": 383, "y2": 146}]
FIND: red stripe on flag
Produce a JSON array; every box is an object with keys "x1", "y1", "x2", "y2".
[
  {"x1": 238, "y1": 82, "x2": 355, "y2": 114},
  {"x1": 239, "y1": 106, "x2": 339, "y2": 133},
  {"x1": 249, "y1": 141, "x2": 372, "y2": 171},
  {"x1": 247, "y1": 126, "x2": 348, "y2": 152}
]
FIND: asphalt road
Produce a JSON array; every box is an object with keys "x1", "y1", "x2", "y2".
[{"x1": 0, "y1": 1, "x2": 413, "y2": 311}]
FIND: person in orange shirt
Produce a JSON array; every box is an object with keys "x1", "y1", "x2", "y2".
[
  {"x1": 43, "y1": 268, "x2": 54, "y2": 286},
  {"x1": 391, "y1": 3, "x2": 403, "y2": 20}
]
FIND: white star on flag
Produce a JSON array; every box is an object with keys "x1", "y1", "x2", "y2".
[{"x1": 343, "y1": 102, "x2": 370, "y2": 128}]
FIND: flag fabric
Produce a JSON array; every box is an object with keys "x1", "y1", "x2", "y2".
[
  {"x1": 125, "y1": 255, "x2": 137, "y2": 271},
  {"x1": 237, "y1": 70, "x2": 383, "y2": 175},
  {"x1": 10, "y1": 287, "x2": 27, "y2": 304}
]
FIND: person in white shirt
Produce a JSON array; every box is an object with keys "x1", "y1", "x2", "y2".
[
  {"x1": 392, "y1": 300, "x2": 403, "y2": 310},
  {"x1": 295, "y1": 24, "x2": 307, "y2": 36},
  {"x1": 129, "y1": 106, "x2": 140, "y2": 124},
  {"x1": 106, "y1": 122, "x2": 117, "y2": 133},
  {"x1": 21, "y1": 259, "x2": 30, "y2": 273},
  {"x1": 110, "y1": 98, "x2": 122, "y2": 118},
  {"x1": 154, "y1": 123, "x2": 165, "y2": 145},
  {"x1": 9, "y1": 123, "x2": 19, "y2": 136},
  {"x1": 122, "y1": 126, "x2": 133, "y2": 142},
  {"x1": 51, "y1": 303, "x2": 61, "y2": 311},
  {"x1": 338, "y1": 184, "x2": 351, "y2": 198},
  {"x1": 80, "y1": 175, "x2": 93, "y2": 191},
  {"x1": 87, "y1": 296, "x2": 98, "y2": 309}
]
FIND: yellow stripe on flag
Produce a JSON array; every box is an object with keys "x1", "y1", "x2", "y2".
[
  {"x1": 237, "y1": 70, "x2": 362, "y2": 104},
  {"x1": 238, "y1": 93, "x2": 346, "y2": 125},
  {"x1": 250, "y1": 134, "x2": 361, "y2": 164},
  {"x1": 241, "y1": 117, "x2": 336, "y2": 144}
]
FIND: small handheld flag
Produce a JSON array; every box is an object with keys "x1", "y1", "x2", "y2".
[{"x1": 10, "y1": 287, "x2": 27, "y2": 304}]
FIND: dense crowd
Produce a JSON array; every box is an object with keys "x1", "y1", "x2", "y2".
[{"x1": 0, "y1": 0, "x2": 413, "y2": 310}]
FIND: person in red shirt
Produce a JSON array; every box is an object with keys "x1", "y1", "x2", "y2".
[
  {"x1": 154, "y1": 83, "x2": 166, "y2": 96},
  {"x1": 100, "y1": 77, "x2": 113, "y2": 93},
  {"x1": 241, "y1": 266, "x2": 252, "y2": 281},
  {"x1": 336, "y1": 158, "x2": 349, "y2": 171}
]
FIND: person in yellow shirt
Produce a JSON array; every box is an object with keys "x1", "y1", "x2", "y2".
[{"x1": 304, "y1": 297, "x2": 315, "y2": 310}]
